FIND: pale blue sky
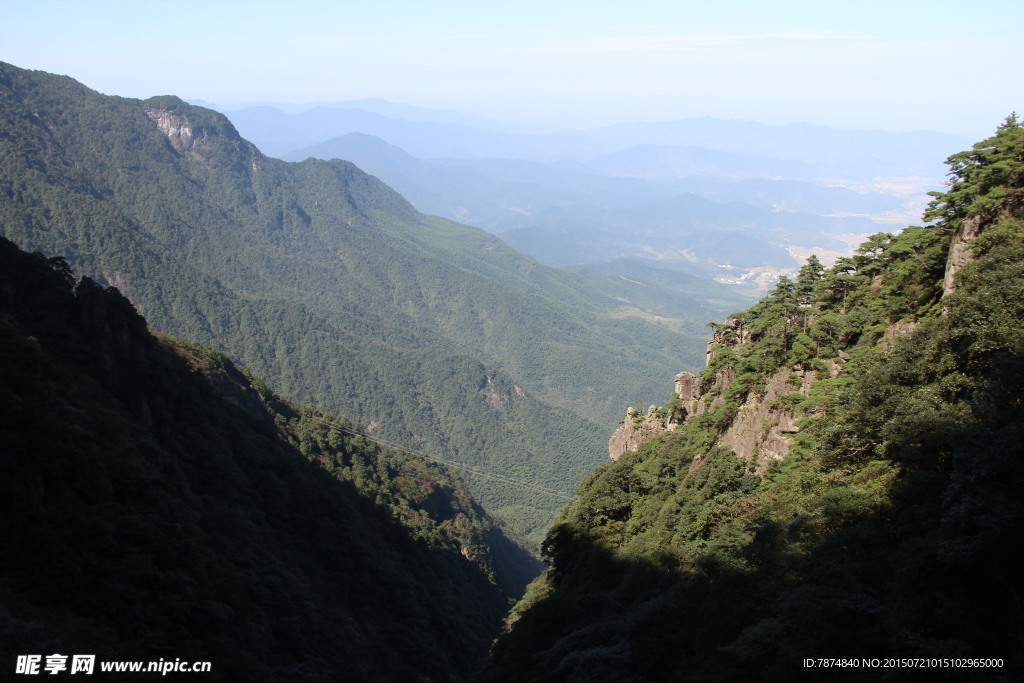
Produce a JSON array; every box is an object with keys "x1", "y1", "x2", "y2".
[{"x1": 3, "y1": 0, "x2": 1021, "y2": 137}]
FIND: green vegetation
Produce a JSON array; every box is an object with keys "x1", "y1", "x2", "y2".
[
  {"x1": 0, "y1": 235, "x2": 538, "y2": 680},
  {"x1": 486, "y1": 117, "x2": 1024, "y2": 681},
  {"x1": 0, "y1": 61, "x2": 721, "y2": 545},
  {"x1": 8, "y1": 59, "x2": 1018, "y2": 681}
]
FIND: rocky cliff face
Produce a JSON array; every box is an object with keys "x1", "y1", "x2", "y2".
[
  {"x1": 143, "y1": 98, "x2": 253, "y2": 167},
  {"x1": 940, "y1": 207, "x2": 1018, "y2": 300},
  {"x1": 942, "y1": 213, "x2": 985, "y2": 298},
  {"x1": 716, "y1": 366, "x2": 815, "y2": 474},
  {"x1": 608, "y1": 405, "x2": 666, "y2": 460},
  {"x1": 608, "y1": 306, "x2": 912, "y2": 474},
  {"x1": 145, "y1": 108, "x2": 198, "y2": 154},
  {"x1": 613, "y1": 363, "x2": 831, "y2": 473},
  {"x1": 607, "y1": 371, "x2": 709, "y2": 460},
  {"x1": 670, "y1": 371, "x2": 701, "y2": 424}
]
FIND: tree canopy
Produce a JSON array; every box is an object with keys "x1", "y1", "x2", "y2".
[{"x1": 486, "y1": 119, "x2": 1024, "y2": 682}]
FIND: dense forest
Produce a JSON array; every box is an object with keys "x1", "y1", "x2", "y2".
[
  {"x1": 486, "y1": 117, "x2": 1024, "y2": 681},
  {"x1": 0, "y1": 61, "x2": 729, "y2": 545},
  {"x1": 0, "y1": 234, "x2": 540, "y2": 681},
  {"x1": 4, "y1": 58, "x2": 1021, "y2": 681}
]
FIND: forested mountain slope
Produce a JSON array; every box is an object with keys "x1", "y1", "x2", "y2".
[
  {"x1": 485, "y1": 117, "x2": 1024, "y2": 681},
  {"x1": 0, "y1": 236, "x2": 539, "y2": 681},
  {"x1": 0, "y1": 62, "x2": 716, "y2": 544}
]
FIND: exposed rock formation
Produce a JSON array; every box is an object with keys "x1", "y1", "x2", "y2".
[
  {"x1": 718, "y1": 367, "x2": 816, "y2": 474},
  {"x1": 610, "y1": 353, "x2": 831, "y2": 470},
  {"x1": 143, "y1": 101, "x2": 247, "y2": 162},
  {"x1": 671, "y1": 371, "x2": 701, "y2": 425},
  {"x1": 145, "y1": 108, "x2": 196, "y2": 154},
  {"x1": 480, "y1": 375, "x2": 510, "y2": 412},
  {"x1": 608, "y1": 406, "x2": 665, "y2": 461},
  {"x1": 942, "y1": 214, "x2": 985, "y2": 298}
]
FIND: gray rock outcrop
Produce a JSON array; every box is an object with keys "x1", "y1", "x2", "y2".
[{"x1": 608, "y1": 406, "x2": 665, "y2": 461}]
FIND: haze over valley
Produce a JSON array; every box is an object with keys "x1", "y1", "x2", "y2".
[
  {"x1": 217, "y1": 99, "x2": 969, "y2": 292},
  {"x1": 2, "y1": 1, "x2": 1021, "y2": 679}
]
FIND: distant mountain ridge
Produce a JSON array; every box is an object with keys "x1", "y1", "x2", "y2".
[
  {"x1": 587, "y1": 116, "x2": 970, "y2": 167},
  {"x1": 228, "y1": 100, "x2": 969, "y2": 169},
  {"x1": 283, "y1": 132, "x2": 671, "y2": 229},
  {"x1": 198, "y1": 97, "x2": 518, "y2": 133},
  {"x1": 272, "y1": 110, "x2": 956, "y2": 283},
  {"x1": 223, "y1": 104, "x2": 551, "y2": 160},
  {"x1": 284, "y1": 132, "x2": 919, "y2": 282}
]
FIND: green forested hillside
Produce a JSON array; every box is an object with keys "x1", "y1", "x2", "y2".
[
  {"x1": 0, "y1": 235, "x2": 539, "y2": 681},
  {"x1": 0, "y1": 62, "x2": 716, "y2": 544},
  {"x1": 486, "y1": 118, "x2": 1024, "y2": 681}
]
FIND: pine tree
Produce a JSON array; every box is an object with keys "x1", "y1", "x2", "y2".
[{"x1": 925, "y1": 113, "x2": 1024, "y2": 229}]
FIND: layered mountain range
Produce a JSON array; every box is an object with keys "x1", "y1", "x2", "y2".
[
  {"x1": 0, "y1": 61, "x2": 740, "y2": 545},
  {"x1": 3, "y1": 60, "x2": 1019, "y2": 681},
  {"x1": 224, "y1": 100, "x2": 969, "y2": 286}
]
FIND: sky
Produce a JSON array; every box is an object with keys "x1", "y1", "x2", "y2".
[{"x1": 2, "y1": 0, "x2": 1022, "y2": 138}]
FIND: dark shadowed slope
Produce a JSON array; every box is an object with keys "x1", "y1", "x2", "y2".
[{"x1": 0, "y1": 235, "x2": 540, "y2": 681}]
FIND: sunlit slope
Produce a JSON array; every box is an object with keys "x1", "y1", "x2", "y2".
[
  {"x1": 0, "y1": 61, "x2": 715, "y2": 543},
  {"x1": 486, "y1": 117, "x2": 1024, "y2": 680}
]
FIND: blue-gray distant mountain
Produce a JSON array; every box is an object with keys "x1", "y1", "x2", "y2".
[
  {"x1": 225, "y1": 104, "x2": 577, "y2": 159},
  {"x1": 582, "y1": 143, "x2": 902, "y2": 183},
  {"x1": 464, "y1": 192, "x2": 886, "y2": 279},
  {"x1": 280, "y1": 128, "x2": 934, "y2": 280},
  {"x1": 669, "y1": 176, "x2": 904, "y2": 215},
  {"x1": 226, "y1": 100, "x2": 969, "y2": 173},
  {"x1": 583, "y1": 117, "x2": 970, "y2": 170},
  {"x1": 284, "y1": 132, "x2": 670, "y2": 230}
]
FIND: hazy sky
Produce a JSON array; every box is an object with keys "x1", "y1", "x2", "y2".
[{"x1": 3, "y1": 0, "x2": 1021, "y2": 137}]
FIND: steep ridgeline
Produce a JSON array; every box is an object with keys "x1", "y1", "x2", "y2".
[
  {"x1": 485, "y1": 117, "x2": 1024, "y2": 681},
  {"x1": 0, "y1": 62, "x2": 717, "y2": 546},
  {"x1": 0, "y1": 236, "x2": 539, "y2": 681}
]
